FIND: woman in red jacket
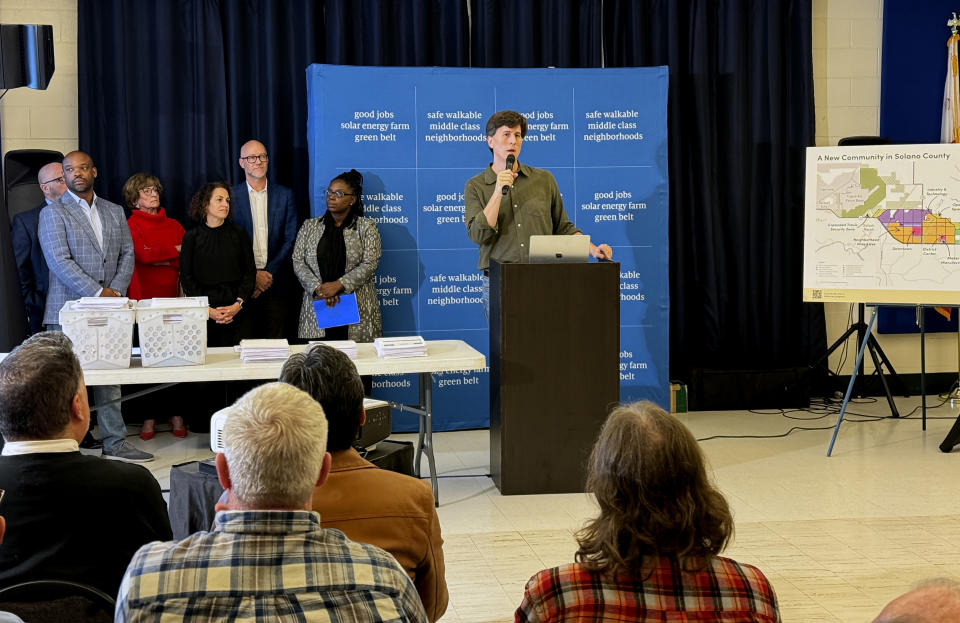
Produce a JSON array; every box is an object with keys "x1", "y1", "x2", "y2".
[
  {"x1": 123, "y1": 172, "x2": 187, "y2": 439},
  {"x1": 124, "y1": 173, "x2": 185, "y2": 300}
]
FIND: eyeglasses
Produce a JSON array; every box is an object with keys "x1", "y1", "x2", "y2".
[
  {"x1": 325, "y1": 189, "x2": 355, "y2": 199},
  {"x1": 139, "y1": 186, "x2": 159, "y2": 195},
  {"x1": 40, "y1": 176, "x2": 65, "y2": 186},
  {"x1": 242, "y1": 154, "x2": 269, "y2": 164},
  {"x1": 63, "y1": 164, "x2": 94, "y2": 173}
]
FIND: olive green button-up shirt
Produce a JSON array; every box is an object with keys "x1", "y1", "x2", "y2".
[{"x1": 464, "y1": 162, "x2": 580, "y2": 270}]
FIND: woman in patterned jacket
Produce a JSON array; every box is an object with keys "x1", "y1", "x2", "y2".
[{"x1": 292, "y1": 169, "x2": 382, "y2": 347}]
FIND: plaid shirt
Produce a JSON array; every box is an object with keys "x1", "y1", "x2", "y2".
[
  {"x1": 116, "y1": 510, "x2": 427, "y2": 622},
  {"x1": 515, "y1": 557, "x2": 780, "y2": 623}
]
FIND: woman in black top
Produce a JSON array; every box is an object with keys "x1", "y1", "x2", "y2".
[{"x1": 179, "y1": 181, "x2": 256, "y2": 347}]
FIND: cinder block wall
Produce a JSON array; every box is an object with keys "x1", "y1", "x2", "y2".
[{"x1": 0, "y1": 0, "x2": 78, "y2": 157}]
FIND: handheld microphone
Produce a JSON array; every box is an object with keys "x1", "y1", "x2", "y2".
[{"x1": 502, "y1": 154, "x2": 516, "y2": 196}]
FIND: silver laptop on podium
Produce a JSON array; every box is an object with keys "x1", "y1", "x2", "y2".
[{"x1": 528, "y1": 234, "x2": 590, "y2": 263}]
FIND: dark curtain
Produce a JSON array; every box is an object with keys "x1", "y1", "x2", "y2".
[
  {"x1": 471, "y1": 0, "x2": 603, "y2": 67},
  {"x1": 604, "y1": 0, "x2": 824, "y2": 385},
  {"x1": 220, "y1": 1, "x2": 324, "y2": 217},
  {"x1": 76, "y1": 0, "x2": 822, "y2": 399},
  {"x1": 78, "y1": 0, "x2": 231, "y2": 223},
  {"x1": 78, "y1": 0, "x2": 469, "y2": 224},
  {"x1": 325, "y1": 0, "x2": 469, "y2": 66}
]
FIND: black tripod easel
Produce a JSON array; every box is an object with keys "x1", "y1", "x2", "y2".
[
  {"x1": 815, "y1": 302, "x2": 909, "y2": 418},
  {"x1": 814, "y1": 136, "x2": 907, "y2": 418}
]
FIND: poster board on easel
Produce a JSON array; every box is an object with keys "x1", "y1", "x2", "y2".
[{"x1": 803, "y1": 143, "x2": 960, "y2": 305}]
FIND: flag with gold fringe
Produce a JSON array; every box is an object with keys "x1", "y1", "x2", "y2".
[{"x1": 937, "y1": 29, "x2": 960, "y2": 321}]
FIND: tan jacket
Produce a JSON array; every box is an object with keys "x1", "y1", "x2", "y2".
[{"x1": 313, "y1": 449, "x2": 448, "y2": 622}]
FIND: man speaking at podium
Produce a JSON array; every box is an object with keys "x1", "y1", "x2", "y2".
[{"x1": 464, "y1": 110, "x2": 612, "y2": 318}]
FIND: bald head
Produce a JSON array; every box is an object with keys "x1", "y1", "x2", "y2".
[
  {"x1": 240, "y1": 140, "x2": 266, "y2": 156},
  {"x1": 874, "y1": 581, "x2": 960, "y2": 623},
  {"x1": 63, "y1": 150, "x2": 93, "y2": 165},
  {"x1": 239, "y1": 140, "x2": 269, "y2": 188},
  {"x1": 37, "y1": 162, "x2": 66, "y2": 202}
]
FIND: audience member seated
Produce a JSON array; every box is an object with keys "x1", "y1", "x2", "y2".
[
  {"x1": 0, "y1": 516, "x2": 26, "y2": 623},
  {"x1": 280, "y1": 344, "x2": 448, "y2": 621},
  {"x1": 873, "y1": 578, "x2": 960, "y2": 622},
  {"x1": 0, "y1": 332, "x2": 171, "y2": 596},
  {"x1": 514, "y1": 401, "x2": 780, "y2": 623},
  {"x1": 116, "y1": 382, "x2": 427, "y2": 622}
]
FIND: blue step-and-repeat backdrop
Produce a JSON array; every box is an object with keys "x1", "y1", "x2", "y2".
[{"x1": 306, "y1": 65, "x2": 669, "y2": 432}]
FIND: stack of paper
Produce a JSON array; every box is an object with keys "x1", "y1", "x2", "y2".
[
  {"x1": 72, "y1": 297, "x2": 130, "y2": 310},
  {"x1": 309, "y1": 340, "x2": 358, "y2": 359},
  {"x1": 373, "y1": 336, "x2": 427, "y2": 359},
  {"x1": 139, "y1": 297, "x2": 208, "y2": 324},
  {"x1": 237, "y1": 339, "x2": 290, "y2": 363},
  {"x1": 143, "y1": 297, "x2": 208, "y2": 308}
]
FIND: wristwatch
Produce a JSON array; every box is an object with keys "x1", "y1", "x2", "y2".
[{"x1": 235, "y1": 297, "x2": 244, "y2": 309}]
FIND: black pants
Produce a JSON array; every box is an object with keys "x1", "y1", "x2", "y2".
[{"x1": 245, "y1": 288, "x2": 286, "y2": 339}]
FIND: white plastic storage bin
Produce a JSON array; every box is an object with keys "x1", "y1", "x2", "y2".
[
  {"x1": 136, "y1": 297, "x2": 209, "y2": 367},
  {"x1": 58, "y1": 299, "x2": 136, "y2": 369}
]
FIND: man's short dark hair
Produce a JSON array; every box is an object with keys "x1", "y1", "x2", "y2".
[
  {"x1": 485, "y1": 110, "x2": 527, "y2": 138},
  {"x1": 0, "y1": 332, "x2": 83, "y2": 441},
  {"x1": 279, "y1": 344, "x2": 364, "y2": 452}
]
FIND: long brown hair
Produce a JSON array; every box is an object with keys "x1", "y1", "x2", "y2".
[{"x1": 575, "y1": 401, "x2": 733, "y2": 577}]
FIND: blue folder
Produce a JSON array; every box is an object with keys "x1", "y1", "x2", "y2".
[{"x1": 312, "y1": 293, "x2": 361, "y2": 329}]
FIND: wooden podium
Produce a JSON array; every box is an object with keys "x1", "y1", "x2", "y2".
[{"x1": 489, "y1": 259, "x2": 620, "y2": 495}]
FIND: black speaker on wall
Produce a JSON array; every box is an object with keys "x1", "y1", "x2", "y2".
[{"x1": 0, "y1": 24, "x2": 55, "y2": 90}]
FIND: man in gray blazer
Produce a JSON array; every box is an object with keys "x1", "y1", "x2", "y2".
[{"x1": 38, "y1": 151, "x2": 152, "y2": 462}]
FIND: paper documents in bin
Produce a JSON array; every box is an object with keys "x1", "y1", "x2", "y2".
[{"x1": 72, "y1": 296, "x2": 131, "y2": 310}]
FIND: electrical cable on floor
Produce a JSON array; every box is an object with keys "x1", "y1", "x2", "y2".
[{"x1": 697, "y1": 394, "x2": 958, "y2": 441}]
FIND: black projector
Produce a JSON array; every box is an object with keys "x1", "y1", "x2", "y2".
[{"x1": 358, "y1": 398, "x2": 392, "y2": 449}]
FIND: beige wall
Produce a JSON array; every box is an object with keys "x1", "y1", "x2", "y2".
[
  {"x1": 0, "y1": 0, "x2": 78, "y2": 158},
  {"x1": 813, "y1": 0, "x2": 958, "y2": 376}
]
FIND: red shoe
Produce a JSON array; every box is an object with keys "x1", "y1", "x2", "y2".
[
  {"x1": 171, "y1": 416, "x2": 187, "y2": 438},
  {"x1": 139, "y1": 419, "x2": 155, "y2": 441}
]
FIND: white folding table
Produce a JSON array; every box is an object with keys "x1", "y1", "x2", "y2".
[{"x1": 69, "y1": 340, "x2": 485, "y2": 506}]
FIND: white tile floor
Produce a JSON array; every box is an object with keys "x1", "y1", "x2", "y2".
[{"x1": 130, "y1": 395, "x2": 960, "y2": 622}]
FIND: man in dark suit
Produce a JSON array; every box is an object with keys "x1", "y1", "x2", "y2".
[
  {"x1": 11, "y1": 162, "x2": 65, "y2": 335},
  {"x1": 0, "y1": 331, "x2": 171, "y2": 596},
  {"x1": 231, "y1": 139, "x2": 298, "y2": 338},
  {"x1": 38, "y1": 151, "x2": 151, "y2": 463},
  {"x1": 10, "y1": 161, "x2": 100, "y2": 451}
]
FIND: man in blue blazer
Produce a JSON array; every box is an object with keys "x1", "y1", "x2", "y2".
[
  {"x1": 11, "y1": 162, "x2": 65, "y2": 334},
  {"x1": 38, "y1": 151, "x2": 152, "y2": 463},
  {"x1": 231, "y1": 139, "x2": 298, "y2": 338}
]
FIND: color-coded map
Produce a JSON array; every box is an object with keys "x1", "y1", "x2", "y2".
[{"x1": 803, "y1": 143, "x2": 960, "y2": 305}]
